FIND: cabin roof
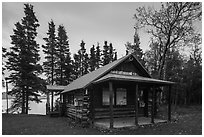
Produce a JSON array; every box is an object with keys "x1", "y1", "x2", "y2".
[
  {"x1": 62, "y1": 52, "x2": 173, "y2": 94},
  {"x1": 93, "y1": 73, "x2": 175, "y2": 85},
  {"x1": 62, "y1": 53, "x2": 151, "y2": 93}
]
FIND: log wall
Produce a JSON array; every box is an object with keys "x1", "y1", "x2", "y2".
[
  {"x1": 94, "y1": 106, "x2": 144, "y2": 119},
  {"x1": 64, "y1": 89, "x2": 90, "y2": 126}
]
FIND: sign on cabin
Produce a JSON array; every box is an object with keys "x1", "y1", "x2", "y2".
[{"x1": 110, "y1": 70, "x2": 138, "y2": 76}]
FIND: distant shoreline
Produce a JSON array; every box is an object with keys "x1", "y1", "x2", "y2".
[{"x1": 2, "y1": 92, "x2": 47, "y2": 100}]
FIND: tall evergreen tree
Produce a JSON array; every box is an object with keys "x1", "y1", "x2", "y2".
[
  {"x1": 73, "y1": 40, "x2": 89, "y2": 78},
  {"x1": 113, "y1": 52, "x2": 117, "y2": 61},
  {"x1": 78, "y1": 40, "x2": 89, "y2": 75},
  {"x1": 102, "y1": 41, "x2": 110, "y2": 66},
  {"x1": 133, "y1": 27, "x2": 143, "y2": 59},
  {"x1": 2, "y1": 47, "x2": 7, "y2": 87},
  {"x1": 72, "y1": 54, "x2": 80, "y2": 80},
  {"x1": 84, "y1": 53, "x2": 89, "y2": 74},
  {"x1": 89, "y1": 45, "x2": 96, "y2": 72},
  {"x1": 6, "y1": 4, "x2": 45, "y2": 114},
  {"x1": 42, "y1": 20, "x2": 57, "y2": 85},
  {"x1": 95, "y1": 42, "x2": 101, "y2": 69},
  {"x1": 126, "y1": 27, "x2": 145, "y2": 66},
  {"x1": 102, "y1": 41, "x2": 117, "y2": 65},
  {"x1": 2, "y1": 47, "x2": 7, "y2": 76},
  {"x1": 7, "y1": 22, "x2": 26, "y2": 113},
  {"x1": 109, "y1": 43, "x2": 114, "y2": 62},
  {"x1": 64, "y1": 51, "x2": 72, "y2": 84},
  {"x1": 56, "y1": 25, "x2": 72, "y2": 85},
  {"x1": 42, "y1": 20, "x2": 57, "y2": 112}
]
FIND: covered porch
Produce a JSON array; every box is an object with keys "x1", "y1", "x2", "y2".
[
  {"x1": 90, "y1": 73, "x2": 174, "y2": 129},
  {"x1": 94, "y1": 117, "x2": 167, "y2": 129}
]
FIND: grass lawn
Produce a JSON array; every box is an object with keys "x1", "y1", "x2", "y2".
[{"x1": 2, "y1": 105, "x2": 202, "y2": 135}]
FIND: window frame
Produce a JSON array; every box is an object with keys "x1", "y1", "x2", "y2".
[
  {"x1": 116, "y1": 88, "x2": 127, "y2": 106},
  {"x1": 102, "y1": 88, "x2": 115, "y2": 106},
  {"x1": 102, "y1": 87, "x2": 127, "y2": 106}
]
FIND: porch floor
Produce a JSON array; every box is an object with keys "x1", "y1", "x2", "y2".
[{"x1": 94, "y1": 117, "x2": 167, "y2": 129}]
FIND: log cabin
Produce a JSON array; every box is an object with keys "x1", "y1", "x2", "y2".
[{"x1": 56, "y1": 53, "x2": 174, "y2": 128}]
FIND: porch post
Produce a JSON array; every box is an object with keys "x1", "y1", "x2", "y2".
[
  {"x1": 51, "y1": 91, "x2": 54, "y2": 112},
  {"x1": 168, "y1": 85, "x2": 172, "y2": 122},
  {"x1": 46, "y1": 91, "x2": 50, "y2": 115},
  {"x1": 151, "y1": 86, "x2": 155, "y2": 124},
  {"x1": 60, "y1": 94, "x2": 62, "y2": 102},
  {"x1": 144, "y1": 88, "x2": 149, "y2": 117},
  {"x1": 135, "y1": 84, "x2": 139, "y2": 126},
  {"x1": 109, "y1": 81, "x2": 114, "y2": 129}
]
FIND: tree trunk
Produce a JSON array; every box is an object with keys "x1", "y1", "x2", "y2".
[
  {"x1": 26, "y1": 88, "x2": 29, "y2": 114},
  {"x1": 60, "y1": 62, "x2": 63, "y2": 85},
  {"x1": 22, "y1": 87, "x2": 25, "y2": 114},
  {"x1": 51, "y1": 54, "x2": 54, "y2": 85},
  {"x1": 158, "y1": 36, "x2": 171, "y2": 80}
]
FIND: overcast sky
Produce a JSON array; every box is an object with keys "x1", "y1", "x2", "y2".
[
  {"x1": 2, "y1": 2, "x2": 202, "y2": 91},
  {"x1": 2, "y1": 2, "x2": 162, "y2": 59}
]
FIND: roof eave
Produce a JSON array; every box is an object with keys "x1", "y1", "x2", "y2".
[
  {"x1": 93, "y1": 76, "x2": 175, "y2": 86},
  {"x1": 61, "y1": 54, "x2": 133, "y2": 94}
]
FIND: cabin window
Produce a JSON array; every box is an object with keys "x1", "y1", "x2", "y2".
[
  {"x1": 67, "y1": 94, "x2": 74, "y2": 105},
  {"x1": 116, "y1": 88, "x2": 127, "y2": 105},
  {"x1": 74, "y1": 94, "x2": 83, "y2": 106},
  {"x1": 102, "y1": 88, "x2": 115, "y2": 105}
]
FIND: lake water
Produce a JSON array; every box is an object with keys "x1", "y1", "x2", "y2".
[{"x1": 2, "y1": 96, "x2": 59, "y2": 115}]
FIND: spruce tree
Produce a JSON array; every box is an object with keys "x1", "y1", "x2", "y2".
[
  {"x1": 2, "y1": 47, "x2": 7, "y2": 76},
  {"x1": 7, "y1": 4, "x2": 45, "y2": 114},
  {"x1": 56, "y1": 25, "x2": 72, "y2": 85},
  {"x1": 102, "y1": 41, "x2": 110, "y2": 66},
  {"x1": 126, "y1": 27, "x2": 145, "y2": 66},
  {"x1": 84, "y1": 53, "x2": 89, "y2": 74},
  {"x1": 133, "y1": 28, "x2": 144, "y2": 63},
  {"x1": 72, "y1": 54, "x2": 80, "y2": 80},
  {"x1": 78, "y1": 41, "x2": 84, "y2": 76},
  {"x1": 2, "y1": 47, "x2": 7, "y2": 87},
  {"x1": 102, "y1": 41, "x2": 117, "y2": 65},
  {"x1": 78, "y1": 40, "x2": 89, "y2": 75},
  {"x1": 113, "y1": 52, "x2": 117, "y2": 61},
  {"x1": 42, "y1": 20, "x2": 57, "y2": 85},
  {"x1": 64, "y1": 51, "x2": 72, "y2": 84},
  {"x1": 95, "y1": 43, "x2": 101, "y2": 69},
  {"x1": 7, "y1": 22, "x2": 26, "y2": 113},
  {"x1": 42, "y1": 20, "x2": 57, "y2": 112},
  {"x1": 109, "y1": 43, "x2": 114, "y2": 62},
  {"x1": 89, "y1": 45, "x2": 96, "y2": 71},
  {"x1": 109, "y1": 43, "x2": 117, "y2": 62},
  {"x1": 73, "y1": 40, "x2": 89, "y2": 77}
]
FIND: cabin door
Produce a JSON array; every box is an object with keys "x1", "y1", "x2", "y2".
[{"x1": 138, "y1": 89, "x2": 145, "y2": 116}]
